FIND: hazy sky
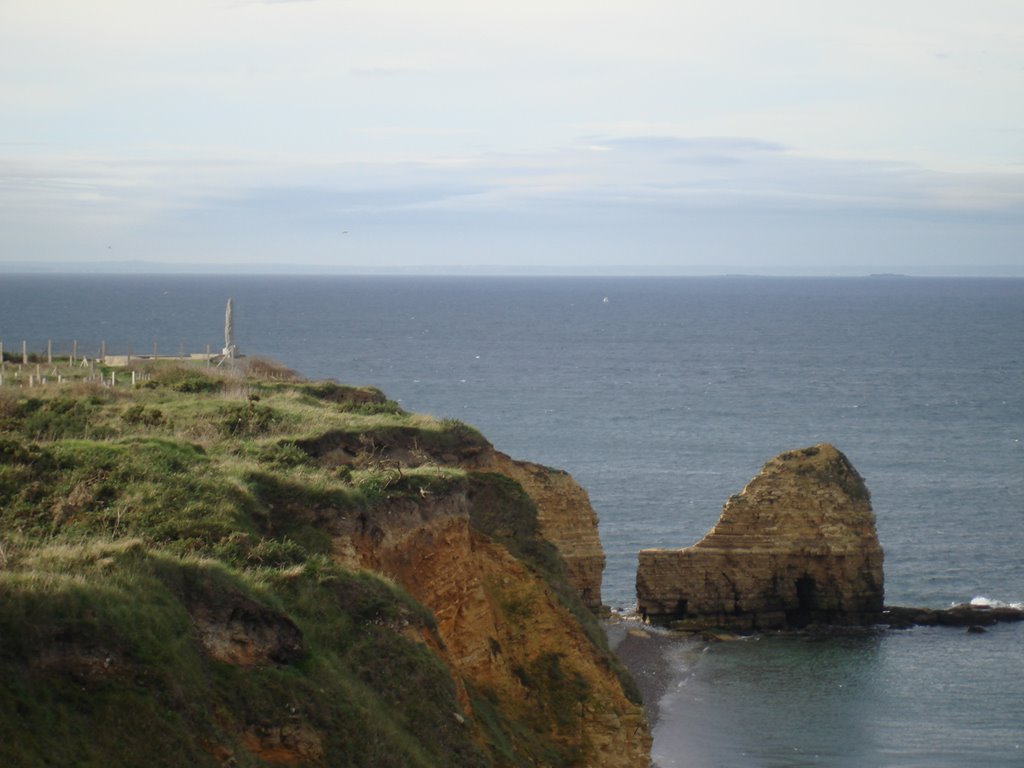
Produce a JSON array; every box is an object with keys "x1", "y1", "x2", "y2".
[{"x1": 2, "y1": 0, "x2": 1023, "y2": 275}]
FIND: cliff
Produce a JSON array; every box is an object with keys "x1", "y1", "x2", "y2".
[
  {"x1": 0, "y1": 362, "x2": 648, "y2": 767},
  {"x1": 637, "y1": 444, "x2": 884, "y2": 630},
  {"x1": 293, "y1": 416, "x2": 607, "y2": 613},
  {"x1": 480, "y1": 452, "x2": 606, "y2": 613}
]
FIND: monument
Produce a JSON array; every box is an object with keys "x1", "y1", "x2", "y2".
[{"x1": 222, "y1": 298, "x2": 237, "y2": 359}]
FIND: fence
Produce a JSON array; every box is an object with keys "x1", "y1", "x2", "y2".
[{"x1": 0, "y1": 338, "x2": 219, "y2": 389}]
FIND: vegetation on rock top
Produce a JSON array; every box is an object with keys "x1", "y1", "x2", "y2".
[{"x1": 0, "y1": 358, "x2": 635, "y2": 767}]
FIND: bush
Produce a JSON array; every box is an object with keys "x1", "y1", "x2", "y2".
[
  {"x1": 211, "y1": 533, "x2": 309, "y2": 569},
  {"x1": 218, "y1": 403, "x2": 278, "y2": 437},
  {"x1": 147, "y1": 366, "x2": 223, "y2": 394},
  {"x1": 121, "y1": 405, "x2": 165, "y2": 427},
  {"x1": 18, "y1": 398, "x2": 111, "y2": 441},
  {"x1": 253, "y1": 441, "x2": 309, "y2": 468}
]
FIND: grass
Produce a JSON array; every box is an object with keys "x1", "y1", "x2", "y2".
[
  {"x1": 0, "y1": 359, "x2": 638, "y2": 766},
  {"x1": 0, "y1": 543, "x2": 486, "y2": 767}
]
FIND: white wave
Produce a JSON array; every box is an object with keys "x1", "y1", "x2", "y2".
[{"x1": 969, "y1": 596, "x2": 1024, "y2": 610}]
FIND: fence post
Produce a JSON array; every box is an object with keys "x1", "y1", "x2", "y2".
[
  {"x1": 22, "y1": 340, "x2": 27, "y2": 365},
  {"x1": 47, "y1": 340, "x2": 52, "y2": 364}
]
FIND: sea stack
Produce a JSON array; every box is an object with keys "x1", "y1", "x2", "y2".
[{"x1": 636, "y1": 444, "x2": 884, "y2": 630}]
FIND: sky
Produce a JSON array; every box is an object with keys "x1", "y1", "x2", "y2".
[{"x1": 1, "y1": 0, "x2": 1023, "y2": 276}]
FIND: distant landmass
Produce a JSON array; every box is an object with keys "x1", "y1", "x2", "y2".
[{"x1": 2, "y1": 261, "x2": 1021, "y2": 278}]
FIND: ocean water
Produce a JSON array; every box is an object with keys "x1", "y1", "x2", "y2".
[{"x1": 2, "y1": 274, "x2": 1022, "y2": 766}]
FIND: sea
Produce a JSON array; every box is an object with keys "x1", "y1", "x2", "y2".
[{"x1": 1, "y1": 274, "x2": 1021, "y2": 767}]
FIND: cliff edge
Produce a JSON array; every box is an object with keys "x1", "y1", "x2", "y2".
[{"x1": 0, "y1": 362, "x2": 647, "y2": 767}]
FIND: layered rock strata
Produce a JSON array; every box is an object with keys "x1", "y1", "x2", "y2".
[
  {"x1": 329, "y1": 485, "x2": 650, "y2": 767},
  {"x1": 637, "y1": 444, "x2": 884, "y2": 630},
  {"x1": 482, "y1": 452, "x2": 606, "y2": 612},
  {"x1": 298, "y1": 427, "x2": 607, "y2": 612}
]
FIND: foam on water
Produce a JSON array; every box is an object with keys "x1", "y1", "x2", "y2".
[{"x1": 969, "y1": 596, "x2": 1024, "y2": 610}]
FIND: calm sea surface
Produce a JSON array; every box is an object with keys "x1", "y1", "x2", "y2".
[{"x1": 2, "y1": 274, "x2": 1022, "y2": 766}]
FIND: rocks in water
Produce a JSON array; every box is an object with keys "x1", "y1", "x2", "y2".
[
  {"x1": 883, "y1": 604, "x2": 1023, "y2": 629},
  {"x1": 636, "y1": 444, "x2": 885, "y2": 630}
]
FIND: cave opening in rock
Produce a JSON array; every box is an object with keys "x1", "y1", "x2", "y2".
[{"x1": 787, "y1": 576, "x2": 816, "y2": 627}]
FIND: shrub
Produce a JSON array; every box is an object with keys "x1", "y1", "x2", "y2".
[
  {"x1": 18, "y1": 398, "x2": 110, "y2": 441},
  {"x1": 121, "y1": 405, "x2": 165, "y2": 427},
  {"x1": 211, "y1": 533, "x2": 309, "y2": 569},
  {"x1": 147, "y1": 365, "x2": 223, "y2": 394},
  {"x1": 218, "y1": 403, "x2": 278, "y2": 437},
  {"x1": 245, "y1": 357, "x2": 300, "y2": 381}
]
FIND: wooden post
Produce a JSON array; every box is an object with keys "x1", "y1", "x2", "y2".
[
  {"x1": 72, "y1": 340, "x2": 78, "y2": 365},
  {"x1": 22, "y1": 340, "x2": 27, "y2": 365},
  {"x1": 101, "y1": 340, "x2": 106, "y2": 361},
  {"x1": 205, "y1": 344, "x2": 211, "y2": 366},
  {"x1": 131, "y1": 371, "x2": 136, "y2": 386},
  {"x1": 0, "y1": 340, "x2": 4, "y2": 361},
  {"x1": 110, "y1": 370, "x2": 116, "y2": 387},
  {"x1": 47, "y1": 340, "x2": 52, "y2": 364}
]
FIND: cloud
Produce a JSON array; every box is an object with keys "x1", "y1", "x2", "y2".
[
  {"x1": 4, "y1": 136, "x2": 1023, "y2": 220},
  {"x1": 2, "y1": 135, "x2": 1022, "y2": 273},
  {"x1": 599, "y1": 137, "x2": 788, "y2": 154},
  {"x1": 349, "y1": 67, "x2": 416, "y2": 78}
]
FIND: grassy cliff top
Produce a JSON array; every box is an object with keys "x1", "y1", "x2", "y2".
[{"x1": 0, "y1": 358, "x2": 615, "y2": 768}]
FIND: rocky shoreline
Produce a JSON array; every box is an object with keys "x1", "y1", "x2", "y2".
[
  {"x1": 633, "y1": 443, "x2": 1021, "y2": 639},
  {"x1": 881, "y1": 603, "x2": 1023, "y2": 630}
]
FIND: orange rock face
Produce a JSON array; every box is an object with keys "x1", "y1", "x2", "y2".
[
  {"x1": 482, "y1": 452, "x2": 607, "y2": 613},
  {"x1": 298, "y1": 426, "x2": 608, "y2": 613},
  {"x1": 335, "y1": 490, "x2": 649, "y2": 768},
  {"x1": 637, "y1": 444, "x2": 885, "y2": 630}
]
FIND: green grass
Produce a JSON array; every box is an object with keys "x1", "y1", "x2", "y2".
[
  {"x1": 0, "y1": 361, "x2": 638, "y2": 766},
  {"x1": 0, "y1": 544, "x2": 486, "y2": 767}
]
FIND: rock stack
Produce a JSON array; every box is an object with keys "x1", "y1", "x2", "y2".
[{"x1": 636, "y1": 444, "x2": 885, "y2": 630}]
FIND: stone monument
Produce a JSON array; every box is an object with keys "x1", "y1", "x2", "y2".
[{"x1": 222, "y1": 298, "x2": 237, "y2": 359}]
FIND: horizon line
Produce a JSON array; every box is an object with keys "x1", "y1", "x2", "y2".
[{"x1": 2, "y1": 263, "x2": 1024, "y2": 280}]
